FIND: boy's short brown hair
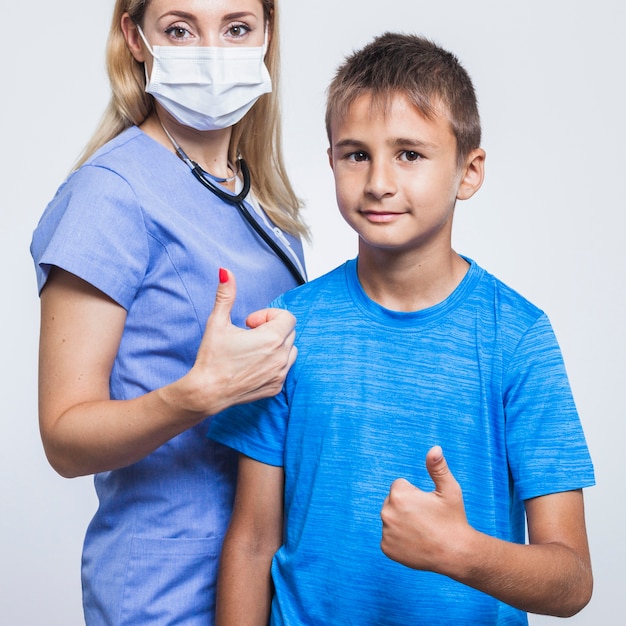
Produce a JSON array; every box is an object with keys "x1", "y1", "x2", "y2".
[{"x1": 326, "y1": 32, "x2": 481, "y2": 165}]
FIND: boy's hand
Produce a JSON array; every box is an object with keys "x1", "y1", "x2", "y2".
[{"x1": 380, "y1": 446, "x2": 472, "y2": 574}]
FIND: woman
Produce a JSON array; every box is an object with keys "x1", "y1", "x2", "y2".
[{"x1": 30, "y1": 0, "x2": 307, "y2": 623}]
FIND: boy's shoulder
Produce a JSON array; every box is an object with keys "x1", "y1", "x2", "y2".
[
  {"x1": 271, "y1": 260, "x2": 355, "y2": 333},
  {"x1": 277, "y1": 260, "x2": 352, "y2": 309},
  {"x1": 475, "y1": 262, "x2": 545, "y2": 323},
  {"x1": 467, "y1": 260, "x2": 557, "y2": 354}
]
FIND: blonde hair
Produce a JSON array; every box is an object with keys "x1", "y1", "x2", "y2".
[{"x1": 77, "y1": 0, "x2": 307, "y2": 237}]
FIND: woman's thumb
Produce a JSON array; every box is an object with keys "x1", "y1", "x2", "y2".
[{"x1": 210, "y1": 267, "x2": 236, "y2": 325}]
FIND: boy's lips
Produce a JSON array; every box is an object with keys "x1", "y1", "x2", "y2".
[{"x1": 360, "y1": 210, "x2": 406, "y2": 223}]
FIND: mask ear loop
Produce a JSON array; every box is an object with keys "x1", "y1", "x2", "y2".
[
  {"x1": 262, "y1": 27, "x2": 269, "y2": 55},
  {"x1": 135, "y1": 24, "x2": 156, "y2": 57},
  {"x1": 134, "y1": 24, "x2": 157, "y2": 88}
]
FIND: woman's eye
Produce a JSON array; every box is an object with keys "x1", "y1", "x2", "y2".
[
  {"x1": 165, "y1": 25, "x2": 192, "y2": 41},
  {"x1": 227, "y1": 23, "x2": 251, "y2": 38}
]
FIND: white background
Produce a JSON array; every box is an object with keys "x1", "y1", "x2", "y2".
[{"x1": 2, "y1": 1, "x2": 624, "y2": 623}]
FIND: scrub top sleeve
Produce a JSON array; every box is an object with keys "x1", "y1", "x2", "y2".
[
  {"x1": 31, "y1": 165, "x2": 149, "y2": 310},
  {"x1": 503, "y1": 314, "x2": 595, "y2": 500}
]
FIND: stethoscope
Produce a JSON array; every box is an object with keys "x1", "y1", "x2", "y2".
[{"x1": 160, "y1": 123, "x2": 307, "y2": 286}]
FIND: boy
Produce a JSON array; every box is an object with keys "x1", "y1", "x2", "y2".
[{"x1": 209, "y1": 33, "x2": 594, "y2": 625}]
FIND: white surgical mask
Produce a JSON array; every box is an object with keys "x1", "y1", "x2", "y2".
[{"x1": 137, "y1": 26, "x2": 272, "y2": 131}]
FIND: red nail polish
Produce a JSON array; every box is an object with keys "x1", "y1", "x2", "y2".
[{"x1": 219, "y1": 268, "x2": 229, "y2": 284}]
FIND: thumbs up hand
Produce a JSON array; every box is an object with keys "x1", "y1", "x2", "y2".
[
  {"x1": 380, "y1": 446, "x2": 471, "y2": 574},
  {"x1": 179, "y1": 268, "x2": 297, "y2": 416}
]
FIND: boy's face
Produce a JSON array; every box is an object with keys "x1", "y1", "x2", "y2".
[{"x1": 328, "y1": 93, "x2": 483, "y2": 260}]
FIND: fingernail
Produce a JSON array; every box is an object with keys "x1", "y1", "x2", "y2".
[{"x1": 219, "y1": 268, "x2": 229, "y2": 284}]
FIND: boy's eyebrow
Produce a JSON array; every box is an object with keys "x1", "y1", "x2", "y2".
[
  {"x1": 333, "y1": 137, "x2": 438, "y2": 150},
  {"x1": 332, "y1": 138, "x2": 367, "y2": 150},
  {"x1": 389, "y1": 137, "x2": 438, "y2": 150}
]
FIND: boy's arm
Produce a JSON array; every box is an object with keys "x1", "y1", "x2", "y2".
[
  {"x1": 216, "y1": 454, "x2": 284, "y2": 626},
  {"x1": 380, "y1": 446, "x2": 592, "y2": 617}
]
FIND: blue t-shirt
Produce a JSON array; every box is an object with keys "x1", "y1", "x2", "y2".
[
  {"x1": 30, "y1": 126, "x2": 305, "y2": 625},
  {"x1": 209, "y1": 258, "x2": 594, "y2": 626}
]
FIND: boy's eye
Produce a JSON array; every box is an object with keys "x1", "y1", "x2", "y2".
[
  {"x1": 348, "y1": 151, "x2": 369, "y2": 162},
  {"x1": 402, "y1": 150, "x2": 421, "y2": 162}
]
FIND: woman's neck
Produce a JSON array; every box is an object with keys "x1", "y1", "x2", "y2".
[{"x1": 140, "y1": 110, "x2": 234, "y2": 183}]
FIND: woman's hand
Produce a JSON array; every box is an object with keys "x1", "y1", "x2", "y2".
[
  {"x1": 167, "y1": 268, "x2": 297, "y2": 416},
  {"x1": 38, "y1": 267, "x2": 297, "y2": 477}
]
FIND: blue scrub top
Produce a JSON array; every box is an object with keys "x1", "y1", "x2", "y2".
[{"x1": 30, "y1": 126, "x2": 305, "y2": 625}]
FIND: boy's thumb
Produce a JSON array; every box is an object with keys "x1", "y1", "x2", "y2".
[
  {"x1": 425, "y1": 445, "x2": 453, "y2": 493},
  {"x1": 210, "y1": 268, "x2": 236, "y2": 325}
]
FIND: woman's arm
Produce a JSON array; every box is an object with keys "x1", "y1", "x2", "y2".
[
  {"x1": 38, "y1": 267, "x2": 297, "y2": 477},
  {"x1": 216, "y1": 454, "x2": 284, "y2": 626},
  {"x1": 380, "y1": 446, "x2": 592, "y2": 617}
]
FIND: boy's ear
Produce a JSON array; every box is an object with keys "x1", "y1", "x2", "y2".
[
  {"x1": 327, "y1": 147, "x2": 334, "y2": 171},
  {"x1": 457, "y1": 148, "x2": 485, "y2": 201}
]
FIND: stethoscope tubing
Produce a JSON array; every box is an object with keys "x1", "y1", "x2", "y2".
[
  {"x1": 160, "y1": 114, "x2": 307, "y2": 287},
  {"x1": 190, "y1": 159, "x2": 306, "y2": 286}
]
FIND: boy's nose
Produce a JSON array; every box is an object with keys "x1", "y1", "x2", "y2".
[{"x1": 364, "y1": 161, "x2": 397, "y2": 199}]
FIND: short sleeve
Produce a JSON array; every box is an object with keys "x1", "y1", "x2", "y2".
[
  {"x1": 208, "y1": 390, "x2": 289, "y2": 467},
  {"x1": 30, "y1": 164, "x2": 149, "y2": 309},
  {"x1": 208, "y1": 292, "x2": 291, "y2": 465},
  {"x1": 504, "y1": 314, "x2": 595, "y2": 500}
]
